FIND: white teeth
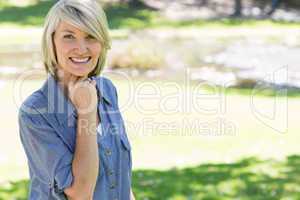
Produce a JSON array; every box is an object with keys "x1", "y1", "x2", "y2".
[{"x1": 70, "y1": 57, "x2": 90, "y2": 63}]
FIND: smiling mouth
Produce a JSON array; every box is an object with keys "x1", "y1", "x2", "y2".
[{"x1": 69, "y1": 57, "x2": 91, "y2": 64}]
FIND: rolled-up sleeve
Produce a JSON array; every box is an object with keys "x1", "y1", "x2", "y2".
[{"x1": 19, "y1": 108, "x2": 74, "y2": 194}]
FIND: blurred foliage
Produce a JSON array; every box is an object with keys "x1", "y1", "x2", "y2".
[
  {"x1": 0, "y1": 0, "x2": 53, "y2": 26},
  {"x1": 109, "y1": 39, "x2": 165, "y2": 69},
  {"x1": 105, "y1": 3, "x2": 158, "y2": 29},
  {"x1": 0, "y1": 0, "x2": 300, "y2": 28},
  {"x1": 0, "y1": 179, "x2": 28, "y2": 200},
  {"x1": 0, "y1": 1, "x2": 9, "y2": 8},
  {"x1": 200, "y1": 79, "x2": 300, "y2": 98},
  {"x1": 136, "y1": 155, "x2": 300, "y2": 199},
  {"x1": 214, "y1": 86, "x2": 300, "y2": 98},
  {"x1": 1, "y1": 155, "x2": 300, "y2": 199}
]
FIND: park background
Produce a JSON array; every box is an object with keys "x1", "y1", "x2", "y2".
[{"x1": 0, "y1": 0, "x2": 300, "y2": 199}]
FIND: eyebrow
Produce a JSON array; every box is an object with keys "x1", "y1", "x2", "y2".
[
  {"x1": 61, "y1": 30, "x2": 75, "y2": 34},
  {"x1": 60, "y1": 30, "x2": 92, "y2": 37}
]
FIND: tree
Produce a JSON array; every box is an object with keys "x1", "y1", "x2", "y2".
[
  {"x1": 120, "y1": 0, "x2": 144, "y2": 7},
  {"x1": 233, "y1": 0, "x2": 243, "y2": 16},
  {"x1": 267, "y1": 0, "x2": 282, "y2": 15}
]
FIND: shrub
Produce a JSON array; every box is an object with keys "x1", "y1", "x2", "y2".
[{"x1": 109, "y1": 38, "x2": 165, "y2": 70}]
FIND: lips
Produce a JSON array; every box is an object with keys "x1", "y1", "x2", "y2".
[{"x1": 69, "y1": 57, "x2": 91, "y2": 64}]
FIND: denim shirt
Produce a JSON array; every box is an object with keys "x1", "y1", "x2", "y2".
[{"x1": 18, "y1": 74, "x2": 132, "y2": 200}]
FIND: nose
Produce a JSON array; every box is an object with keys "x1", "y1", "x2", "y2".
[{"x1": 76, "y1": 40, "x2": 89, "y2": 54}]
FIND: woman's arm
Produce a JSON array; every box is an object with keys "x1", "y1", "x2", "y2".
[
  {"x1": 64, "y1": 111, "x2": 99, "y2": 200},
  {"x1": 63, "y1": 78, "x2": 99, "y2": 200}
]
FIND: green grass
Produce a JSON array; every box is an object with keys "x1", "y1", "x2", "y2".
[
  {"x1": 0, "y1": 1, "x2": 54, "y2": 27},
  {"x1": 132, "y1": 155, "x2": 300, "y2": 200},
  {"x1": 0, "y1": 74, "x2": 299, "y2": 199},
  {"x1": 1, "y1": 156, "x2": 300, "y2": 199},
  {"x1": 205, "y1": 86, "x2": 300, "y2": 98}
]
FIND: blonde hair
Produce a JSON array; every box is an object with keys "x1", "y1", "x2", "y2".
[{"x1": 41, "y1": 0, "x2": 111, "y2": 78}]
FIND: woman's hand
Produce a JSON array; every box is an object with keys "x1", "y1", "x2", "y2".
[{"x1": 67, "y1": 75, "x2": 98, "y2": 115}]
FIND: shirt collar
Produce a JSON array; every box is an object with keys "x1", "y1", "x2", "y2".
[
  {"x1": 41, "y1": 74, "x2": 111, "y2": 125},
  {"x1": 89, "y1": 76, "x2": 112, "y2": 105}
]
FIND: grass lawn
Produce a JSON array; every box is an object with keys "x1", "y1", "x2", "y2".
[
  {"x1": 0, "y1": 1, "x2": 299, "y2": 199},
  {"x1": 0, "y1": 75, "x2": 299, "y2": 199},
  {"x1": 1, "y1": 155, "x2": 300, "y2": 199}
]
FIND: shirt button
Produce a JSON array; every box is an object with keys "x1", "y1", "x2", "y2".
[
  {"x1": 112, "y1": 128, "x2": 117, "y2": 134},
  {"x1": 108, "y1": 169, "x2": 113, "y2": 176},
  {"x1": 105, "y1": 149, "x2": 112, "y2": 156},
  {"x1": 110, "y1": 182, "x2": 116, "y2": 189}
]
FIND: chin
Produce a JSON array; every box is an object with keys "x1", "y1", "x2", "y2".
[
  {"x1": 69, "y1": 67, "x2": 94, "y2": 77},
  {"x1": 70, "y1": 71, "x2": 90, "y2": 77}
]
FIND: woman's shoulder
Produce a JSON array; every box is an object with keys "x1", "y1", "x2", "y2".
[
  {"x1": 19, "y1": 89, "x2": 46, "y2": 117},
  {"x1": 22, "y1": 90, "x2": 45, "y2": 107}
]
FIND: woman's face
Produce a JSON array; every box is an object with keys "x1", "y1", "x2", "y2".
[{"x1": 53, "y1": 21, "x2": 102, "y2": 80}]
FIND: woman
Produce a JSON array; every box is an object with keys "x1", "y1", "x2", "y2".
[{"x1": 18, "y1": 0, "x2": 135, "y2": 199}]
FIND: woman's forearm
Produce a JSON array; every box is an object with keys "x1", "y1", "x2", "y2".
[{"x1": 64, "y1": 111, "x2": 99, "y2": 199}]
